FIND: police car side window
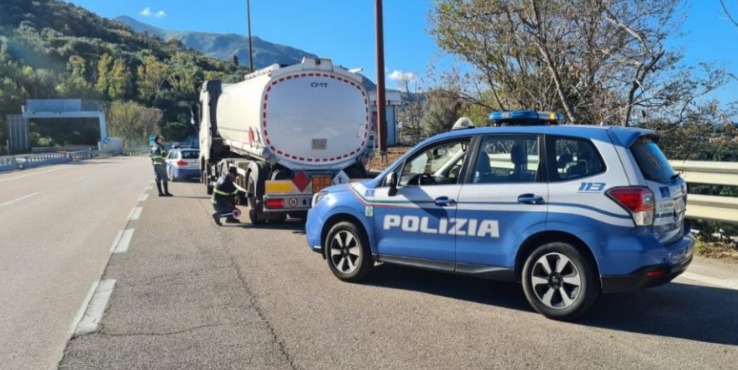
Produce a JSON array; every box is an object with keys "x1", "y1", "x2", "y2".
[
  {"x1": 399, "y1": 139, "x2": 469, "y2": 186},
  {"x1": 473, "y1": 135, "x2": 540, "y2": 184},
  {"x1": 551, "y1": 137, "x2": 605, "y2": 181}
]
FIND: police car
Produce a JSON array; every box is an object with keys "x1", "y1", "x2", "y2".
[{"x1": 305, "y1": 111, "x2": 694, "y2": 320}]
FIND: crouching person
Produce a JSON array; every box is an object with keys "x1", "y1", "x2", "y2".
[{"x1": 211, "y1": 166, "x2": 242, "y2": 226}]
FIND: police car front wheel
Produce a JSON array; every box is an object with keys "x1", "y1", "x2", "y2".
[
  {"x1": 325, "y1": 222, "x2": 372, "y2": 282},
  {"x1": 522, "y1": 242, "x2": 600, "y2": 320}
]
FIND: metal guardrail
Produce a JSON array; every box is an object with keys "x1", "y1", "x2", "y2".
[
  {"x1": 0, "y1": 148, "x2": 152, "y2": 173},
  {"x1": 670, "y1": 160, "x2": 738, "y2": 224}
]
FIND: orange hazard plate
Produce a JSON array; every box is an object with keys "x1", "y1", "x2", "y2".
[{"x1": 312, "y1": 176, "x2": 332, "y2": 193}]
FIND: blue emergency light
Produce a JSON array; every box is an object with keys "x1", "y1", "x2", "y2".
[{"x1": 488, "y1": 110, "x2": 563, "y2": 126}]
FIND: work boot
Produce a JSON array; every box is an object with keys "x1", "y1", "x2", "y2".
[
  {"x1": 156, "y1": 182, "x2": 164, "y2": 196},
  {"x1": 211, "y1": 213, "x2": 222, "y2": 226},
  {"x1": 163, "y1": 182, "x2": 173, "y2": 196}
]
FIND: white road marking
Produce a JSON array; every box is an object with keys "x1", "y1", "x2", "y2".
[
  {"x1": 72, "y1": 176, "x2": 89, "y2": 183},
  {"x1": 139, "y1": 193, "x2": 149, "y2": 202},
  {"x1": 108, "y1": 231, "x2": 123, "y2": 253},
  {"x1": 112, "y1": 229, "x2": 134, "y2": 254},
  {"x1": 129, "y1": 207, "x2": 142, "y2": 221},
  {"x1": 0, "y1": 192, "x2": 40, "y2": 208},
  {"x1": 71, "y1": 279, "x2": 116, "y2": 338},
  {"x1": 681, "y1": 272, "x2": 738, "y2": 291},
  {"x1": 0, "y1": 167, "x2": 68, "y2": 183}
]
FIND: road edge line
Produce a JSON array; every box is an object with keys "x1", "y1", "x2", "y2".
[
  {"x1": 112, "y1": 229, "x2": 134, "y2": 254},
  {"x1": 681, "y1": 271, "x2": 738, "y2": 291}
]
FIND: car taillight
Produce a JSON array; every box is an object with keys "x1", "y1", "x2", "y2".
[
  {"x1": 176, "y1": 160, "x2": 187, "y2": 166},
  {"x1": 606, "y1": 187, "x2": 654, "y2": 226}
]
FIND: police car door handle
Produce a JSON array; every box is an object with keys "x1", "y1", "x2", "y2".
[
  {"x1": 434, "y1": 196, "x2": 456, "y2": 207},
  {"x1": 517, "y1": 194, "x2": 545, "y2": 205}
]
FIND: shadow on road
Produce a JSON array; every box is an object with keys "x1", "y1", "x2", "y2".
[
  {"x1": 363, "y1": 264, "x2": 738, "y2": 345},
  {"x1": 239, "y1": 218, "x2": 306, "y2": 233}
]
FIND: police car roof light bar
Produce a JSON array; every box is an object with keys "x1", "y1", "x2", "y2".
[{"x1": 488, "y1": 110, "x2": 563, "y2": 127}]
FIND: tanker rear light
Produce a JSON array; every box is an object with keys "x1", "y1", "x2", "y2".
[{"x1": 265, "y1": 198, "x2": 285, "y2": 209}]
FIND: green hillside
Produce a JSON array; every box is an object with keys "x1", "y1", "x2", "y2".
[{"x1": 0, "y1": 0, "x2": 245, "y2": 147}]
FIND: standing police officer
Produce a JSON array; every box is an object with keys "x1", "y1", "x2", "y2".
[
  {"x1": 211, "y1": 166, "x2": 242, "y2": 226},
  {"x1": 150, "y1": 135, "x2": 173, "y2": 197}
]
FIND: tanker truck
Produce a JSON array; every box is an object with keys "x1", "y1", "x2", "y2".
[{"x1": 193, "y1": 57, "x2": 374, "y2": 224}]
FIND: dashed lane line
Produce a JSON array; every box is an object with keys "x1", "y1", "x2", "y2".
[
  {"x1": 0, "y1": 167, "x2": 68, "y2": 183},
  {"x1": 71, "y1": 279, "x2": 117, "y2": 338},
  {"x1": 111, "y1": 229, "x2": 134, "y2": 254},
  {"x1": 128, "y1": 207, "x2": 143, "y2": 221},
  {"x1": 0, "y1": 192, "x2": 40, "y2": 208},
  {"x1": 139, "y1": 193, "x2": 149, "y2": 202}
]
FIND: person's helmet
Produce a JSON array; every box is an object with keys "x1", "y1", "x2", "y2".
[{"x1": 228, "y1": 166, "x2": 238, "y2": 175}]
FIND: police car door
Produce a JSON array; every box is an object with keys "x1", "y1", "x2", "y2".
[
  {"x1": 455, "y1": 134, "x2": 548, "y2": 272},
  {"x1": 372, "y1": 138, "x2": 470, "y2": 268}
]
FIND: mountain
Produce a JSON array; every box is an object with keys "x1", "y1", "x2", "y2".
[{"x1": 115, "y1": 16, "x2": 318, "y2": 69}]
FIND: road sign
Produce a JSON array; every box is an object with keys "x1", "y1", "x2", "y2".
[{"x1": 102, "y1": 137, "x2": 110, "y2": 144}]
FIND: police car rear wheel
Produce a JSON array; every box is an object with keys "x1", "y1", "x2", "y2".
[
  {"x1": 325, "y1": 222, "x2": 372, "y2": 281},
  {"x1": 522, "y1": 242, "x2": 599, "y2": 320}
]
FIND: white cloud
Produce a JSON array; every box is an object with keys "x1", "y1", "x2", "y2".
[
  {"x1": 388, "y1": 70, "x2": 417, "y2": 82},
  {"x1": 140, "y1": 7, "x2": 166, "y2": 18}
]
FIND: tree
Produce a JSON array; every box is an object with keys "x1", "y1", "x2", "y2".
[
  {"x1": 137, "y1": 55, "x2": 169, "y2": 104},
  {"x1": 420, "y1": 90, "x2": 462, "y2": 136},
  {"x1": 394, "y1": 72, "x2": 425, "y2": 144},
  {"x1": 430, "y1": 0, "x2": 724, "y2": 126},
  {"x1": 107, "y1": 101, "x2": 162, "y2": 147},
  {"x1": 108, "y1": 57, "x2": 131, "y2": 100}
]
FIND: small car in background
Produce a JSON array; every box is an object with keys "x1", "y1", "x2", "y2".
[{"x1": 165, "y1": 148, "x2": 200, "y2": 181}]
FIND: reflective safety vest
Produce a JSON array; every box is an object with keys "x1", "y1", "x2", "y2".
[
  {"x1": 212, "y1": 175, "x2": 239, "y2": 204},
  {"x1": 150, "y1": 144, "x2": 166, "y2": 165}
]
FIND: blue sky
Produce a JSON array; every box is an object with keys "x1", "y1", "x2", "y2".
[{"x1": 66, "y1": 0, "x2": 738, "y2": 103}]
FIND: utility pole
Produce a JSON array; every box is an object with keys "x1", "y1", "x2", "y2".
[
  {"x1": 246, "y1": 0, "x2": 254, "y2": 72},
  {"x1": 375, "y1": 0, "x2": 388, "y2": 163}
]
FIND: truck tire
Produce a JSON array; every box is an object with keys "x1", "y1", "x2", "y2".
[
  {"x1": 203, "y1": 168, "x2": 213, "y2": 195},
  {"x1": 248, "y1": 181, "x2": 261, "y2": 225},
  {"x1": 521, "y1": 242, "x2": 600, "y2": 321}
]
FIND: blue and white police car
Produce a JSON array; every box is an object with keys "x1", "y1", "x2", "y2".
[{"x1": 305, "y1": 111, "x2": 694, "y2": 320}]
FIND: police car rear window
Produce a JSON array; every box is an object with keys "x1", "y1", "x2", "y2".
[{"x1": 631, "y1": 136, "x2": 676, "y2": 183}]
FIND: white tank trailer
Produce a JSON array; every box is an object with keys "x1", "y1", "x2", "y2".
[{"x1": 195, "y1": 58, "x2": 374, "y2": 224}]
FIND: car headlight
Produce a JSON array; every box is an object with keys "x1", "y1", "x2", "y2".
[{"x1": 312, "y1": 191, "x2": 329, "y2": 207}]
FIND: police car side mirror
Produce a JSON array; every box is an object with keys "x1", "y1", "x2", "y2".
[{"x1": 387, "y1": 172, "x2": 398, "y2": 197}]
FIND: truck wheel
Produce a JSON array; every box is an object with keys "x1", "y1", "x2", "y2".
[
  {"x1": 248, "y1": 182, "x2": 261, "y2": 225},
  {"x1": 521, "y1": 242, "x2": 600, "y2": 320},
  {"x1": 325, "y1": 221, "x2": 373, "y2": 282},
  {"x1": 203, "y1": 168, "x2": 213, "y2": 195}
]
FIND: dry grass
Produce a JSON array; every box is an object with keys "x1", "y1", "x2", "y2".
[{"x1": 696, "y1": 242, "x2": 738, "y2": 261}]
